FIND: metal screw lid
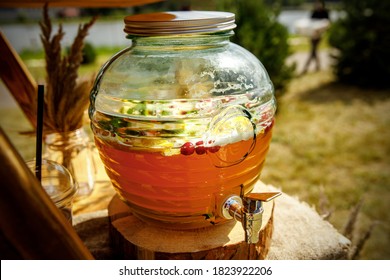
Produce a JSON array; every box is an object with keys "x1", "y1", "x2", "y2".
[{"x1": 124, "y1": 11, "x2": 236, "y2": 36}]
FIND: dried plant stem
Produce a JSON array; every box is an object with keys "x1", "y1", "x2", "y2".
[
  {"x1": 318, "y1": 185, "x2": 333, "y2": 220},
  {"x1": 342, "y1": 198, "x2": 364, "y2": 240},
  {"x1": 349, "y1": 221, "x2": 378, "y2": 260},
  {"x1": 38, "y1": 4, "x2": 97, "y2": 172},
  {"x1": 39, "y1": 3, "x2": 97, "y2": 134}
]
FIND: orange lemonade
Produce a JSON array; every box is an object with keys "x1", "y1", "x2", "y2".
[{"x1": 93, "y1": 107, "x2": 274, "y2": 229}]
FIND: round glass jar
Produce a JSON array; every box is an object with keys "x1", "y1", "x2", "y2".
[
  {"x1": 89, "y1": 11, "x2": 276, "y2": 229},
  {"x1": 26, "y1": 159, "x2": 77, "y2": 223},
  {"x1": 44, "y1": 127, "x2": 96, "y2": 199}
]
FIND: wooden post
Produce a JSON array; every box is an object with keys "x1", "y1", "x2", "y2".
[
  {"x1": 0, "y1": 32, "x2": 37, "y2": 128},
  {"x1": 0, "y1": 127, "x2": 94, "y2": 259}
]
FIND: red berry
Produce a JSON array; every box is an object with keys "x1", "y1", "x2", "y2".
[
  {"x1": 207, "y1": 145, "x2": 220, "y2": 153},
  {"x1": 195, "y1": 141, "x2": 206, "y2": 155},
  {"x1": 180, "y1": 142, "x2": 195, "y2": 155},
  {"x1": 264, "y1": 118, "x2": 275, "y2": 134}
]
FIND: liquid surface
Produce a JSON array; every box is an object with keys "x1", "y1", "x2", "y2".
[{"x1": 95, "y1": 126, "x2": 273, "y2": 228}]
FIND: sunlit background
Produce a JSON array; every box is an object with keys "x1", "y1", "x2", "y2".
[{"x1": 1, "y1": 0, "x2": 389, "y2": 260}]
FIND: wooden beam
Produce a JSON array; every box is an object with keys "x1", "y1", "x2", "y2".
[
  {"x1": 0, "y1": 0, "x2": 164, "y2": 8},
  {"x1": 0, "y1": 32, "x2": 37, "y2": 128},
  {"x1": 0, "y1": 127, "x2": 94, "y2": 259}
]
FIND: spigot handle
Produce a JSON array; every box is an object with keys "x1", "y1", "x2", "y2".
[
  {"x1": 242, "y1": 191, "x2": 282, "y2": 244},
  {"x1": 220, "y1": 191, "x2": 282, "y2": 244},
  {"x1": 244, "y1": 192, "x2": 282, "y2": 202}
]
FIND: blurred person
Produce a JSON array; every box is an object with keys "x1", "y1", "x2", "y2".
[{"x1": 301, "y1": 0, "x2": 330, "y2": 74}]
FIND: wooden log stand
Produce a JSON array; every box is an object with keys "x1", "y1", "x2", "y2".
[{"x1": 108, "y1": 182, "x2": 275, "y2": 260}]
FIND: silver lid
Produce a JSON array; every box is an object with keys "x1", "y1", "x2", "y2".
[{"x1": 124, "y1": 11, "x2": 236, "y2": 36}]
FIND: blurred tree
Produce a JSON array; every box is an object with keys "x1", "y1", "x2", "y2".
[
  {"x1": 81, "y1": 42, "x2": 97, "y2": 65},
  {"x1": 328, "y1": 0, "x2": 390, "y2": 88},
  {"x1": 276, "y1": 0, "x2": 305, "y2": 7},
  {"x1": 217, "y1": 0, "x2": 294, "y2": 95}
]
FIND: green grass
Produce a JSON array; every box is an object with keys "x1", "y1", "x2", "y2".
[
  {"x1": 288, "y1": 33, "x2": 330, "y2": 53},
  {"x1": 261, "y1": 71, "x2": 390, "y2": 259}
]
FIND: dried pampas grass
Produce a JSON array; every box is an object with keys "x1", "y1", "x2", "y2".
[{"x1": 39, "y1": 4, "x2": 97, "y2": 134}]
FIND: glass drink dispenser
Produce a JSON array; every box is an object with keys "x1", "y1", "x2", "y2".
[{"x1": 89, "y1": 11, "x2": 280, "y2": 243}]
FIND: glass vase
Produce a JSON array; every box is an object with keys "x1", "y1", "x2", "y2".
[{"x1": 44, "y1": 127, "x2": 96, "y2": 199}]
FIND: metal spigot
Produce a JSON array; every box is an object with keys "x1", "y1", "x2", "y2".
[{"x1": 221, "y1": 192, "x2": 281, "y2": 244}]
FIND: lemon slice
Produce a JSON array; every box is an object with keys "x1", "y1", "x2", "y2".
[{"x1": 203, "y1": 105, "x2": 255, "y2": 147}]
